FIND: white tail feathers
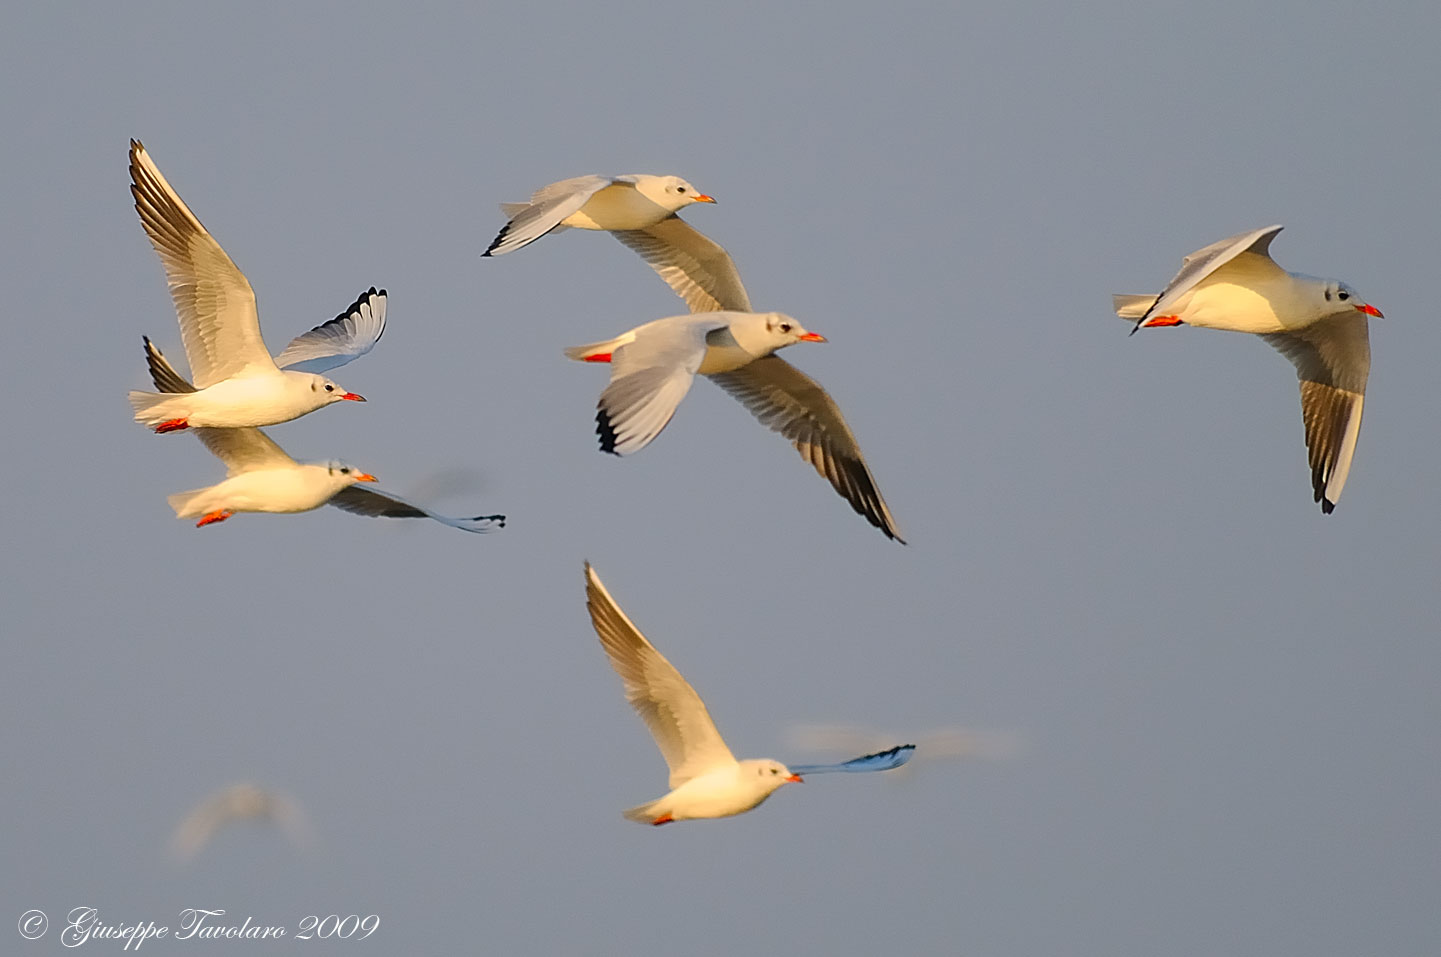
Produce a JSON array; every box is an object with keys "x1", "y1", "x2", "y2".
[
  {"x1": 167, "y1": 487, "x2": 209, "y2": 518},
  {"x1": 564, "y1": 335, "x2": 629, "y2": 362},
  {"x1": 129, "y1": 390, "x2": 184, "y2": 428},
  {"x1": 1112, "y1": 294, "x2": 1156, "y2": 320},
  {"x1": 622, "y1": 799, "x2": 662, "y2": 823}
]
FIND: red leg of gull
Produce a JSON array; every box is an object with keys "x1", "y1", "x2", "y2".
[
  {"x1": 583, "y1": 353, "x2": 612, "y2": 363},
  {"x1": 1144, "y1": 315, "x2": 1184, "y2": 327},
  {"x1": 195, "y1": 510, "x2": 233, "y2": 528},
  {"x1": 650, "y1": 815, "x2": 673, "y2": 826},
  {"x1": 155, "y1": 418, "x2": 190, "y2": 433}
]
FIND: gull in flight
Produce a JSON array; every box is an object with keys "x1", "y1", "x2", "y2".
[
  {"x1": 169, "y1": 782, "x2": 311, "y2": 864},
  {"x1": 142, "y1": 339, "x2": 506, "y2": 532},
  {"x1": 568, "y1": 311, "x2": 904, "y2": 541},
  {"x1": 584, "y1": 563, "x2": 914, "y2": 825},
  {"x1": 127, "y1": 140, "x2": 373, "y2": 433},
  {"x1": 1113, "y1": 225, "x2": 1382, "y2": 513},
  {"x1": 482, "y1": 174, "x2": 716, "y2": 258}
]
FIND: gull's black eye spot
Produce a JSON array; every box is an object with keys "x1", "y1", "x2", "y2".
[
  {"x1": 340, "y1": 467, "x2": 350, "y2": 475},
  {"x1": 677, "y1": 186, "x2": 686, "y2": 193},
  {"x1": 770, "y1": 768, "x2": 778, "y2": 775},
  {"x1": 324, "y1": 383, "x2": 335, "y2": 392},
  {"x1": 1338, "y1": 290, "x2": 1350, "y2": 301},
  {"x1": 780, "y1": 323, "x2": 792, "y2": 333}
]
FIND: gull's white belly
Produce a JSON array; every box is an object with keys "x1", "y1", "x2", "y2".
[{"x1": 563, "y1": 185, "x2": 668, "y2": 230}]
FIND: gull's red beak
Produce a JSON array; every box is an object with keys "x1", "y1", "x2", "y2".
[
  {"x1": 341, "y1": 392, "x2": 367, "y2": 402},
  {"x1": 798, "y1": 332, "x2": 827, "y2": 343},
  {"x1": 786, "y1": 774, "x2": 803, "y2": 783},
  {"x1": 693, "y1": 193, "x2": 716, "y2": 204},
  {"x1": 1356, "y1": 303, "x2": 1384, "y2": 318},
  {"x1": 355, "y1": 472, "x2": 378, "y2": 483}
]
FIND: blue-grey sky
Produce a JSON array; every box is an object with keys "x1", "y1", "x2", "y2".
[{"x1": 3, "y1": 2, "x2": 1439, "y2": 954}]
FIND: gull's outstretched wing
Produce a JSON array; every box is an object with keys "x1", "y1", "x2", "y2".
[
  {"x1": 584, "y1": 563, "x2": 737, "y2": 789},
  {"x1": 274, "y1": 287, "x2": 386, "y2": 373},
  {"x1": 788, "y1": 744, "x2": 917, "y2": 776},
  {"x1": 708, "y1": 356, "x2": 904, "y2": 541},
  {"x1": 327, "y1": 485, "x2": 506, "y2": 532}
]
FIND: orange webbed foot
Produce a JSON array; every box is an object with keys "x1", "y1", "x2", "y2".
[
  {"x1": 651, "y1": 815, "x2": 674, "y2": 826},
  {"x1": 155, "y1": 418, "x2": 190, "y2": 433},
  {"x1": 1144, "y1": 315, "x2": 1184, "y2": 328},
  {"x1": 195, "y1": 510, "x2": 233, "y2": 527},
  {"x1": 583, "y1": 353, "x2": 612, "y2": 363}
]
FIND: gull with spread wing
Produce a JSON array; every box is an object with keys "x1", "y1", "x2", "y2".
[
  {"x1": 1113, "y1": 225, "x2": 1382, "y2": 513},
  {"x1": 482, "y1": 174, "x2": 716, "y2": 258},
  {"x1": 142, "y1": 339, "x2": 505, "y2": 532},
  {"x1": 169, "y1": 783, "x2": 312, "y2": 864},
  {"x1": 568, "y1": 311, "x2": 904, "y2": 542},
  {"x1": 126, "y1": 140, "x2": 374, "y2": 433},
  {"x1": 585, "y1": 563, "x2": 914, "y2": 825}
]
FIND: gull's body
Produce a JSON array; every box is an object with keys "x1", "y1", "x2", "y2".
[
  {"x1": 482, "y1": 174, "x2": 716, "y2": 257},
  {"x1": 143, "y1": 340, "x2": 504, "y2": 532},
  {"x1": 1114, "y1": 225, "x2": 1381, "y2": 513},
  {"x1": 169, "y1": 783, "x2": 311, "y2": 864},
  {"x1": 127, "y1": 140, "x2": 370, "y2": 433},
  {"x1": 584, "y1": 563, "x2": 913, "y2": 825},
  {"x1": 568, "y1": 311, "x2": 903, "y2": 541}
]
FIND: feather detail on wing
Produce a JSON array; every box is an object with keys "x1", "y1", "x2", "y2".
[
  {"x1": 584, "y1": 564, "x2": 737, "y2": 789},
  {"x1": 708, "y1": 356, "x2": 904, "y2": 541}
]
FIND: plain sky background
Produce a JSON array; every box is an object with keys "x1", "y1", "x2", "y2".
[{"x1": 3, "y1": 2, "x2": 1439, "y2": 954}]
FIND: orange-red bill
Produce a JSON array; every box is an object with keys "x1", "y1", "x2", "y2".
[
  {"x1": 1356, "y1": 303, "x2": 1384, "y2": 318},
  {"x1": 798, "y1": 332, "x2": 827, "y2": 343},
  {"x1": 693, "y1": 194, "x2": 716, "y2": 204},
  {"x1": 786, "y1": 774, "x2": 803, "y2": 783},
  {"x1": 356, "y1": 473, "x2": 379, "y2": 483},
  {"x1": 341, "y1": 392, "x2": 366, "y2": 402}
]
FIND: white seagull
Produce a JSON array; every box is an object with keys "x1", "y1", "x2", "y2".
[
  {"x1": 482, "y1": 174, "x2": 716, "y2": 259},
  {"x1": 143, "y1": 339, "x2": 505, "y2": 532},
  {"x1": 1113, "y1": 225, "x2": 1382, "y2": 513},
  {"x1": 169, "y1": 782, "x2": 312, "y2": 864},
  {"x1": 584, "y1": 563, "x2": 914, "y2": 825},
  {"x1": 568, "y1": 312, "x2": 904, "y2": 541},
  {"x1": 127, "y1": 139, "x2": 373, "y2": 433}
]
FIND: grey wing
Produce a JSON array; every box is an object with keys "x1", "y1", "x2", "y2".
[
  {"x1": 1261, "y1": 313, "x2": 1370, "y2": 513},
  {"x1": 192, "y1": 427, "x2": 297, "y2": 476},
  {"x1": 611, "y1": 216, "x2": 752, "y2": 313},
  {"x1": 274, "y1": 287, "x2": 386, "y2": 373},
  {"x1": 584, "y1": 564, "x2": 737, "y2": 789},
  {"x1": 142, "y1": 336, "x2": 197, "y2": 393},
  {"x1": 1140, "y1": 224, "x2": 1285, "y2": 323},
  {"x1": 594, "y1": 318, "x2": 721, "y2": 455},
  {"x1": 789, "y1": 744, "x2": 917, "y2": 775},
  {"x1": 482, "y1": 174, "x2": 617, "y2": 256},
  {"x1": 327, "y1": 485, "x2": 506, "y2": 532},
  {"x1": 129, "y1": 141, "x2": 276, "y2": 387},
  {"x1": 708, "y1": 356, "x2": 904, "y2": 542}
]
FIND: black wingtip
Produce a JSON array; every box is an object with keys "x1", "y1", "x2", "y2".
[
  {"x1": 1321, "y1": 498, "x2": 1335, "y2": 515},
  {"x1": 596, "y1": 407, "x2": 620, "y2": 455},
  {"x1": 482, "y1": 226, "x2": 509, "y2": 257}
]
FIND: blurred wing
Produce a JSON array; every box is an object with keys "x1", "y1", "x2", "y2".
[
  {"x1": 708, "y1": 356, "x2": 904, "y2": 541},
  {"x1": 169, "y1": 792, "x2": 230, "y2": 863},
  {"x1": 611, "y1": 216, "x2": 752, "y2": 313},
  {"x1": 1137, "y1": 225, "x2": 1285, "y2": 325},
  {"x1": 584, "y1": 563, "x2": 737, "y2": 789},
  {"x1": 274, "y1": 287, "x2": 386, "y2": 373},
  {"x1": 142, "y1": 337, "x2": 197, "y2": 393},
  {"x1": 129, "y1": 140, "x2": 275, "y2": 387},
  {"x1": 483, "y1": 174, "x2": 617, "y2": 256},
  {"x1": 1261, "y1": 313, "x2": 1370, "y2": 513},
  {"x1": 789, "y1": 744, "x2": 917, "y2": 776},
  {"x1": 594, "y1": 318, "x2": 724, "y2": 455},
  {"x1": 327, "y1": 485, "x2": 506, "y2": 532}
]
